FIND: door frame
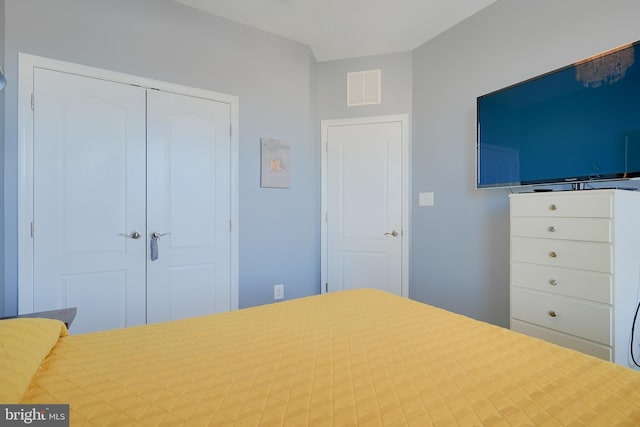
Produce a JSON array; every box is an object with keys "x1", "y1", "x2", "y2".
[
  {"x1": 17, "y1": 53, "x2": 239, "y2": 314},
  {"x1": 320, "y1": 115, "x2": 410, "y2": 297}
]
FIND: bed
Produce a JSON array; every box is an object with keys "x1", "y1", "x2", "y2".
[{"x1": 3, "y1": 289, "x2": 640, "y2": 425}]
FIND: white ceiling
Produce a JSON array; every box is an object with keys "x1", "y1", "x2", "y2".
[{"x1": 173, "y1": 0, "x2": 498, "y2": 62}]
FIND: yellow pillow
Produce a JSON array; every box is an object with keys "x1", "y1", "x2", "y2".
[{"x1": 0, "y1": 318, "x2": 68, "y2": 403}]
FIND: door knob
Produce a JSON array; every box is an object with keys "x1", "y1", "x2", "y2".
[
  {"x1": 119, "y1": 231, "x2": 142, "y2": 239},
  {"x1": 384, "y1": 230, "x2": 399, "y2": 237},
  {"x1": 150, "y1": 231, "x2": 171, "y2": 240},
  {"x1": 149, "y1": 231, "x2": 170, "y2": 262}
]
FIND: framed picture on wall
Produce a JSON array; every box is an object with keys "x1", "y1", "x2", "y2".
[{"x1": 261, "y1": 138, "x2": 290, "y2": 188}]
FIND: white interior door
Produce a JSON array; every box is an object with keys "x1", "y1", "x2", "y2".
[
  {"x1": 146, "y1": 90, "x2": 232, "y2": 323},
  {"x1": 29, "y1": 66, "x2": 235, "y2": 332},
  {"x1": 325, "y1": 119, "x2": 405, "y2": 295},
  {"x1": 33, "y1": 69, "x2": 147, "y2": 333}
]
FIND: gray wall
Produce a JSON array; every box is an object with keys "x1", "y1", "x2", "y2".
[
  {"x1": 411, "y1": 0, "x2": 640, "y2": 326},
  {"x1": 317, "y1": 51, "x2": 412, "y2": 120},
  {"x1": 2, "y1": 0, "x2": 319, "y2": 314}
]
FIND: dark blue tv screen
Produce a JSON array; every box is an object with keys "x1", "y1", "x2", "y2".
[{"x1": 477, "y1": 41, "x2": 640, "y2": 188}]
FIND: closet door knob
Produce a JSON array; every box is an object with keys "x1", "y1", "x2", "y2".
[
  {"x1": 150, "y1": 231, "x2": 171, "y2": 240},
  {"x1": 547, "y1": 226, "x2": 557, "y2": 232},
  {"x1": 549, "y1": 279, "x2": 558, "y2": 286},
  {"x1": 547, "y1": 310, "x2": 557, "y2": 318},
  {"x1": 119, "y1": 231, "x2": 141, "y2": 240},
  {"x1": 549, "y1": 251, "x2": 557, "y2": 258},
  {"x1": 549, "y1": 204, "x2": 557, "y2": 211}
]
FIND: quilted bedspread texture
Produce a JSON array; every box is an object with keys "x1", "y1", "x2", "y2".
[
  {"x1": 0, "y1": 318, "x2": 68, "y2": 403},
  {"x1": 20, "y1": 289, "x2": 640, "y2": 426}
]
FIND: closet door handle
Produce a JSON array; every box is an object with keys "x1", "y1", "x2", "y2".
[
  {"x1": 119, "y1": 231, "x2": 142, "y2": 240},
  {"x1": 149, "y1": 232, "x2": 171, "y2": 261},
  {"x1": 150, "y1": 231, "x2": 171, "y2": 240}
]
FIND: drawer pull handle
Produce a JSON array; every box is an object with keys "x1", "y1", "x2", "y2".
[
  {"x1": 549, "y1": 251, "x2": 557, "y2": 258},
  {"x1": 547, "y1": 226, "x2": 557, "y2": 232},
  {"x1": 549, "y1": 279, "x2": 558, "y2": 286},
  {"x1": 549, "y1": 204, "x2": 557, "y2": 211},
  {"x1": 548, "y1": 310, "x2": 557, "y2": 318}
]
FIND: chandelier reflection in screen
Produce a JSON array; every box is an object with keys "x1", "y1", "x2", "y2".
[{"x1": 575, "y1": 43, "x2": 635, "y2": 88}]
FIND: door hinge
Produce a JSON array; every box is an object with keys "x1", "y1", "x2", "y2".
[
  {"x1": 31, "y1": 94, "x2": 35, "y2": 111},
  {"x1": 325, "y1": 212, "x2": 328, "y2": 223},
  {"x1": 229, "y1": 220, "x2": 232, "y2": 232},
  {"x1": 230, "y1": 125, "x2": 232, "y2": 138},
  {"x1": 325, "y1": 143, "x2": 328, "y2": 153},
  {"x1": 30, "y1": 221, "x2": 35, "y2": 238},
  {"x1": 325, "y1": 282, "x2": 328, "y2": 293}
]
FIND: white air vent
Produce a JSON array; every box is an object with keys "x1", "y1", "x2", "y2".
[{"x1": 347, "y1": 69, "x2": 381, "y2": 106}]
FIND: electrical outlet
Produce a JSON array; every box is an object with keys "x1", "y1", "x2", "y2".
[{"x1": 274, "y1": 284, "x2": 284, "y2": 300}]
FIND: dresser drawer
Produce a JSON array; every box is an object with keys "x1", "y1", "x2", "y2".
[
  {"x1": 511, "y1": 262, "x2": 612, "y2": 304},
  {"x1": 511, "y1": 237, "x2": 612, "y2": 273},
  {"x1": 510, "y1": 192, "x2": 612, "y2": 218},
  {"x1": 510, "y1": 320, "x2": 611, "y2": 361},
  {"x1": 511, "y1": 287, "x2": 612, "y2": 345},
  {"x1": 510, "y1": 217, "x2": 611, "y2": 242}
]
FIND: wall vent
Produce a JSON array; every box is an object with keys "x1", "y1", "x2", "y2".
[{"x1": 347, "y1": 69, "x2": 381, "y2": 106}]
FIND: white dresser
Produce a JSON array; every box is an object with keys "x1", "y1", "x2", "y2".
[{"x1": 509, "y1": 189, "x2": 640, "y2": 369}]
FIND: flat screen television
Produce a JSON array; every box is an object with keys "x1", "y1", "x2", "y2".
[{"x1": 477, "y1": 41, "x2": 640, "y2": 188}]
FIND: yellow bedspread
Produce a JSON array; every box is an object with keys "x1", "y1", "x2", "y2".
[{"x1": 18, "y1": 289, "x2": 640, "y2": 425}]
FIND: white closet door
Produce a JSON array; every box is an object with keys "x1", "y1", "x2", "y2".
[
  {"x1": 33, "y1": 69, "x2": 147, "y2": 333},
  {"x1": 146, "y1": 90, "x2": 232, "y2": 323}
]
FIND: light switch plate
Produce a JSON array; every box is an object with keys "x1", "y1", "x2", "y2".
[{"x1": 419, "y1": 192, "x2": 434, "y2": 207}]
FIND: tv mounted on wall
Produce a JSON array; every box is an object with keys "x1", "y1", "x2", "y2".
[{"x1": 477, "y1": 40, "x2": 640, "y2": 189}]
